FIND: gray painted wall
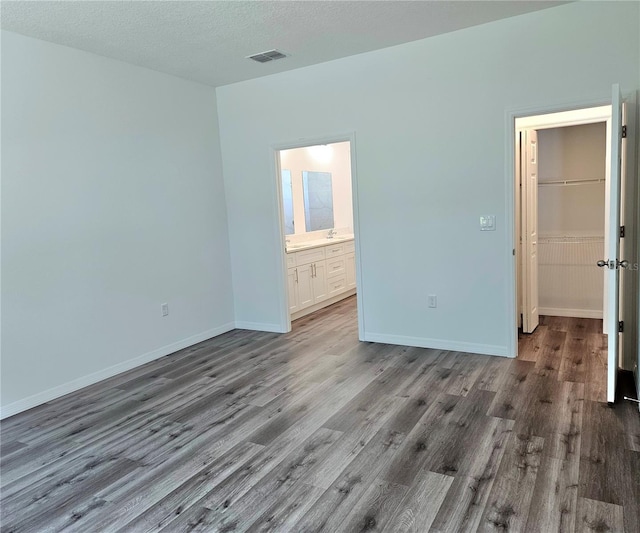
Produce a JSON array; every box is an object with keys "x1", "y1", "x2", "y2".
[
  {"x1": 1, "y1": 31, "x2": 235, "y2": 414},
  {"x1": 217, "y1": 2, "x2": 639, "y2": 356}
]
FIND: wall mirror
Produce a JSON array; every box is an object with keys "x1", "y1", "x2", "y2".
[
  {"x1": 278, "y1": 141, "x2": 353, "y2": 236},
  {"x1": 302, "y1": 171, "x2": 334, "y2": 231}
]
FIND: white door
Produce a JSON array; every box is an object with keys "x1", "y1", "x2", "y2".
[
  {"x1": 602, "y1": 84, "x2": 624, "y2": 404},
  {"x1": 297, "y1": 263, "x2": 314, "y2": 309},
  {"x1": 287, "y1": 268, "x2": 299, "y2": 314},
  {"x1": 345, "y1": 252, "x2": 356, "y2": 289},
  {"x1": 311, "y1": 262, "x2": 328, "y2": 304},
  {"x1": 522, "y1": 129, "x2": 539, "y2": 333}
]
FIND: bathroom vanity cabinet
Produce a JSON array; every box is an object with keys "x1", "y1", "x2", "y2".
[{"x1": 286, "y1": 239, "x2": 355, "y2": 320}]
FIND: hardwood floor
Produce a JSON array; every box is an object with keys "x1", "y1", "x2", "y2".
[{"x1": 1, "y1": 298, "x2": 639, "y2": 532}]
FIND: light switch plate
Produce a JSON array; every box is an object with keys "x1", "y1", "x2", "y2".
[{"x1": 480, "y1": 215, "x2": 496, "y2": 231}]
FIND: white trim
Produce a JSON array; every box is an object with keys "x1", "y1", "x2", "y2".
[
  {"x1": 515, "y1": 105, "x2": 611, "y2": 130},
  {"x1": 363, "y1": 332, "x2": 510, "y2": 358},
  {"x1": 271, "y1": 144, "x2": 293, "y2": 334},
  {"x1": 539, "y1": 307, "x2": 603, "y2": 319},
  {"x1": 348, "y1": 133, "x2": 366, "y2": 341},
  {"x1": 505, "y1": 110, "x2": 519, "y2": 358},
  {"x1": 0, "y1": 323, "x2": 235, "y2": 419},
  {"x1": 234, "y1": 321, "x2": 286, "y2": 333},
  {"x1": 291, "y1": 290, "x2": 356, "y2": 321}
]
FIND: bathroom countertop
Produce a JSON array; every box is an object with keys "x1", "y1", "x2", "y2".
[{"x1": 286, "y1": 235, "x2": 354, "y2": 253}]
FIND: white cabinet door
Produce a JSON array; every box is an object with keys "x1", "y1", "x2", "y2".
[
  {"x1": 522, "y1": 129, "x2": 539, "y2": 334},
  {"x1": 311, "y1": 261, "x2": 328, "y2": 304},
  {"x1": 345, "y1": 252, "x2": 356, "y2": 289},
  {"x1": 287, "y1": 268, "x2": 299, "y2": 314},
  {"x1": 297, "y1": 263, "x2": 314, "y2": 309}
]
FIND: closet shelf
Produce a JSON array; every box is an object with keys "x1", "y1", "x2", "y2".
[
  {"x1": 539, "y1": 178, "x2": 604, "y2": 186},
  {"x1": 538, "y1": 235, "x2": 604, "y2": 244}
]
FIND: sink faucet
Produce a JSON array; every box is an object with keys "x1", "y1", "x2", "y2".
[{"x1": 327, "y1": 229, "x2": 337, "y2": 239}]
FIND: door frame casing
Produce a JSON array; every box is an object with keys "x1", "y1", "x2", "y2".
[
  {"x1": 271, "y1": 132, "x2": 364, "y2": 339},
  {"x1": 505, "y1": 99, "x2": 613, "y2": 358}
]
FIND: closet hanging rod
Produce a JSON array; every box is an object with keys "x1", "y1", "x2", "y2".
[{"x1": 539, "y1": 178, "x2": 605, "y2": 186}]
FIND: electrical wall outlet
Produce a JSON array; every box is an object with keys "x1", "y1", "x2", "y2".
[
  {"x1": 161, "y1": 303, "x2": 169, "y2": 317},
  {"x1": 428, "y1": 294, "x2": 437, "y2": 308}
]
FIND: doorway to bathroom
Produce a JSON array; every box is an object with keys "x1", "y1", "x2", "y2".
[{"x1": 274, "y1": 137, "x2": 362, "y2": 336}]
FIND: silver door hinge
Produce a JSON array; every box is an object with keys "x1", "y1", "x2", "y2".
[
  {"x1": 620, "y1": 225, "x2": 625, "y2": 238},
  {"x1": 618, "y1": 321, "x2": 624, "y2": 333},
  {"x1": 621, "y1": 125, "x2": 627, "y2": 138}
]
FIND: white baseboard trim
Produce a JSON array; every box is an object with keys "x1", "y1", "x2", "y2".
[
  {"x1": 539, "y1": 307, "x2": 603, "y2": 319},
  {"x1": 234, "y1": 321, "x2": 286, "y2": 333},
  {"x1": 362, "y1": 332, "x2": 511, "y2": 358},
  {"x1": 0, "y1": 322, "x2": 236, "y2": 420},
  {"x1": 291, "y1": 289, "x2": 357, "y2": 321}
]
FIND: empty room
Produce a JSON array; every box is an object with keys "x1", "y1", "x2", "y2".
[{"x1": 1, "y1": 1, "x2": 639, "y2": 532}]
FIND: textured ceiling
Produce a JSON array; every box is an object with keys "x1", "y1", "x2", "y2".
[{"x1": 1, "y1": 1, "x2": 565, "y2": 87}]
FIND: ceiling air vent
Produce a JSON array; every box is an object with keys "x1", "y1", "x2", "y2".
[{"x1": 247, "y1": 49, "x2": 288, "y2": 63}]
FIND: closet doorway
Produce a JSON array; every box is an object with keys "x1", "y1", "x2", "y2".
[
  {"x1": 516, "y1": 105, "x2": 611, "y2": 333},
  {"x1": 514, "y1": 89, "x2": 628, "y2": 404}
]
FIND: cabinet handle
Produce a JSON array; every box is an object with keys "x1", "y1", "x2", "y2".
[
  {"x1": 295, "y1": 268, "x2": 298, "y2": 283},
  {"x1": 312, "y1": 263, "x2": 316, "y2": 277}
]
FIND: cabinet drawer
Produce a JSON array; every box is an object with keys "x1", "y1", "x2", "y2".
[
  {"x1": 327, "y1": 275, "x2": 347, "y2": 297},
  {"x1": 326, "y1": 257, "x2": 346, "y2": 277},
  {"x1": 296, "y1": 247, "x2": 325, "y2": 265},
  {"x1": 325, "y1": 243, "x2": 345, "y2": 259},
  {"x1": 286, "y1": 253, "x2": 297, "y2": 268},
  {"x1": 344, "y1": 240, "x2": 355, "y2": 253}
]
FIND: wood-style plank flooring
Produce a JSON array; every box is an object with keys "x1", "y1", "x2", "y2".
[{"x1": 1, "y1": 298, "x2": 639, "y2": 532}]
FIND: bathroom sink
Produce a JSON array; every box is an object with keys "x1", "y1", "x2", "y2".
[
  {"x1": 286, "y1": 235, "x2": 354, "y2": 252},
  {"x1": 287, "y1": 241, "x2": 324, "y2": 250},
  {"x1": 329, "y1": 235, "x2": 353, "y2": 242}
]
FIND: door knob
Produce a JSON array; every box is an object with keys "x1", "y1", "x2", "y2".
[{"x1": 597, "y1": 259, "x2": 630, "y2": 269}]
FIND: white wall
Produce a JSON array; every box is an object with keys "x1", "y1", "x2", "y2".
[
  {"x1": 217, "y1": 2, "x2": 639, "y2": 353},
  {"x1": 539, "y1": 122, "x2": 607, "y2": 181},
  {"x1": 538, "y1": 123, "x2": 606, "y2": 236},
  {"x1": 538, "y1": 183, "x2": 606, "y2": 236},
  {"x1": 279, "y1": 141, "x2": 353, "y2": 234},
  {"x1": 537, "y1": 125, "x2": 606, "y2": 318},
  {"x1": 1, "y1": 31, "x2": 235, "y2": 416}
]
